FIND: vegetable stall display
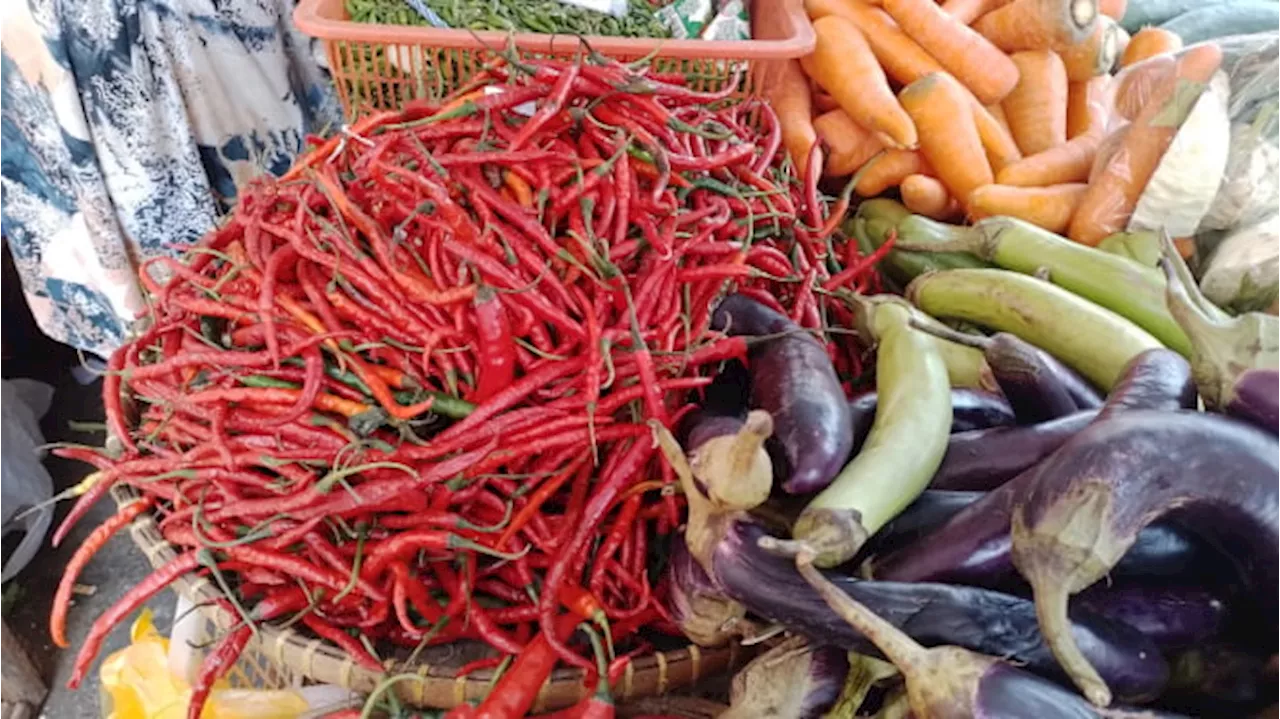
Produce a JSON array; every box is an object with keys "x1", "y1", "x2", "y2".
[
  {"x1": 48, "y1": 51, "x2": 875, "y2": 719},
  {"x1": 45, "y1": 1, "x2": 1280, "y2": 716}
]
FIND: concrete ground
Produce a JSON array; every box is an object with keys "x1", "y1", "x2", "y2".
[{"x1": 3, "y1": 246, "x2": 170, "y2": 718}]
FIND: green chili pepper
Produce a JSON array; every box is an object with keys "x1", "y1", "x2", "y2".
[{"x1": 344, "y1": 0, "x2": 674, "y2": 38}]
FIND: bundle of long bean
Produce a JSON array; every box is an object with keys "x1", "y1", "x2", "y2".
[
  {"x1": 346, "y1": 0, "x2": 673, "y2": 38},
  {"x1": 48, "y1": 52, "x2": 881, "y2": 718}
]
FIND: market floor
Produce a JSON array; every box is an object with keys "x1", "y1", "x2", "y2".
[{"x1": 4, "y1": 368, "x2": 175, "y2": 718}]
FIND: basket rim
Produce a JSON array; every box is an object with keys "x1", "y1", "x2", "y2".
[
  {"x1": 293, "y1": 0, "x2": 815, "y2": 60},
  {"x1": 110, "y1": 484, "x2": 749, "y2": 709}
]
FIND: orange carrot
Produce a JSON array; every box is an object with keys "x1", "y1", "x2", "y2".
[
  {"x1": 940, "y1": 0, "x2": 1015, "y2": 24},
  {"x1": 1112, "y1": 53, "x2": 1176, "y2": 121},
  {"x1": 813, "y1": 92, "x2": 842, "y2": 113},
  {"x1": 802, "y1": 15, "x2": 919, "y2": 149},
  {"x1": 1003, "y1": 51, "x2": 1070, "y2": 155},
  {"x1": 973, "y1": 0, "x2": 1099, "y2": 52},
  {"x1": 1066, "y1": 75, "x2": 1112, "y2": 138},
  {"x1": 898, "y1": 73, "x2": 994, "y2": 207},
  {"x1": 969, "y1": 183, "x2": 1089, "y2": 232},
  {"x1": 971, "y1": 98, "x2": 1023, "y2": 173},
  {"x1": 997, "y1": 131, "x2": 1104, "y2": 186},
  {"x1": 1120, "y1": 27, "x2": 1184, "y2": 68},
  {"x1": 986, "y1": 103, "x2": 1014, "y2": 134},
  {"x1": 813, "y1": 109, "x2": 885, "y2": 177},
  {"x1": 1088, "y1": 123, "x2": 1130, "y2": 183},
  {"x1": 1058, "y1": 16, "x2": 1121, "y2": 81},
  {"x1": 883, "y1": 0, "x2": 1020, "y2": 104},
  {"x1": 901, "y1": 174, "x2": 960, "y2": 219},
  {"x1": 1098, "y1": 0, "x2": 1126, "y2": 19},
  {"x1": 806, "y1": 0, "x2": 946, "y2": 86},
  {"x1": 767, "y1": 59, "x2": 820, "y2": 177},
  {"x1": 855, "y1": 149, "x2": 933, "y2": 196},
  {"x1": 1069, "y1": 42, "x2": 1224, "y2": 246}
]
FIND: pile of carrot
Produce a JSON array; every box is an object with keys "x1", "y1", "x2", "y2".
[
  {"x1": 47, "y1": 51, "x2": 887, "y2": 719},
  {"x1": 774, "y1": 0, "x2": 1204, "y2": 243}
]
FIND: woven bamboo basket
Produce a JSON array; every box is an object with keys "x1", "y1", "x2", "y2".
[{"x1": 112, "y1": 485, "x2": 754, "y2": 713}]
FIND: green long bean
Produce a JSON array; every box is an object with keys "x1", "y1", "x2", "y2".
[{"x1": 346, "y1": 0, "x2": 673, "y2": 38}]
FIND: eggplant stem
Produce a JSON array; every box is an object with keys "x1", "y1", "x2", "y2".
[
  {"x1": 906, "y1": 318, "x2": 992, "y2": 351},
  {"x1": 791, "y1": 550, "x2": 927, "y2": 673},
  {"x1": 727, "y1": 410, "x2": 773, "y2": 481},
  {"x1": 755, "y1": 535, "x2": 809, "y2": 559},
  {"x1": 1029, "y1": 575, "x2": 1113, "y2": 707},
  {"x1": 1158, "y1": 230, "x2": 1228, "y2": 324}
]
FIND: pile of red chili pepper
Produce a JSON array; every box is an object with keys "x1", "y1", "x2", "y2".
[{"x1": 48, "y1": 51, "x2": 884, "y2": 719}]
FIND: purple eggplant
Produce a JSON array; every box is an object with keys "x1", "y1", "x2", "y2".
[
  {"x1": 909, "y1": 321, "x2": 1083, "y2": 423},
  {"x1": 928, "y1": 348, "x2": 1197, "y2": 492},
  {"x1": 712, "y1": 518, "x2": 1169, "y2": 702},
  {"x1": 722, "y1": 636, "x2": 849, "y2": 719},
  {"x1": 1096, "y1": 348, "x2": 1197, "y2": 420},
  {"x1": 864, "y1": 490, "x2": 985, "y2": 557},
  {"x1": 1159, "y1": 237, "x2": 1278, "y2": 433},
  {"x1": 929, "y1": 411, "x2": 1096, "y2": 491},
  {"x1": 1162, "y1": 645, "x2": 1277, "y2": 716},
  {"x1": 872, "y1": 483, "x2": 1228, "y2": 590},
  {"x1": 1010, "y1": 410, "x2": 1279, "y2": 707},
  {"x1": 849, "y1": 389, "x2": 1015, "y2": 454},
  {"x1": 1073, "y1": 586, "x2": 1227, "y2": 651},
  {"x1": 712, "y1": 294, "x2": 853, "y2": 494},
  {"x1": 665, "y1": 536, "x2": 755, "y2": 647},
  {"x1": 782, "y1": 546, "x2": 1183, "y2": 718}
]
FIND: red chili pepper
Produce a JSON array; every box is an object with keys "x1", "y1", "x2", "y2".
[
  {"x1": 470, "y1": 612, "x2": 581, "y2": 719},
  {"x1": 301, "y1": 614, "x2": 384, "y2": 672},
  {"x1": 471, "y1": 287, "x2": 517, "y2": 403},
  {"x1": 539, "y1": 438, "x2": 654, "y2": 668},
  {"x1": 68, "y1": 550, "x2": 204, "y2": 688},
  {"x1": 589, "y1": 495, "x2": 641, "y2": 599},
  {"x1": 187, "y1": 616, "x2": 253, "y2": 719},
  {"x1": 496, "y1": 456, "x2": 586, "y2": 550},
  {"x1": 50, "y1": 498, "x2": 152, "y2": 648},
  {"x1": 822, "y1": 229, "x2": 897, "y2": 292},
  {"x1": 361, "y1": 528, "x2": 520, "y2": 580},
  {"x1": 104, "y1": 349, "x2": 138, "y2": 456}
]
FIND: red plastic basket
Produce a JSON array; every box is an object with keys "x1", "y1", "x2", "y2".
[{"x1": 293, "y1": 0, "x2": 815, "y2": 118}]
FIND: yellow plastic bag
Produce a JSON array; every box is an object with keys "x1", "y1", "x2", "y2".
[{"x1": 99, "y1": 609, "x2": 309, "y2": 719}]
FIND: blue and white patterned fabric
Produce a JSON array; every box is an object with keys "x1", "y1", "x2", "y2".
[{"x1": 2, "y1": 0, "x2": 341, "y2": 356}]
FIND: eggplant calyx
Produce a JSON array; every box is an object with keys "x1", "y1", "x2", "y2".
[
  {"x1": 1158, "y1": 232, "x2": 1278, "y2": 409},
  {"x1": 692, "y1": 410, "x2": 774, "y2": 512},
  {"x1": 1011, "y1": 483, "x2": 1129, "y2": 707},
  {"x1": 1159, "y1": 256, "x2": 1238, "y2": 408},
  {"x1": 788, "y1": 506, "x2": 870, "y2": 568}
]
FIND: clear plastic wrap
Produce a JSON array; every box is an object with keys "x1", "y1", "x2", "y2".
[{"x1": 1083, "y1": 34, "x2": 1278, "y2": 251}]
